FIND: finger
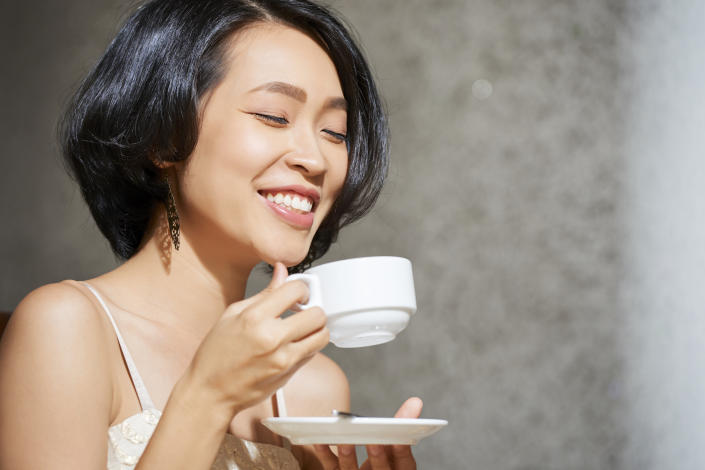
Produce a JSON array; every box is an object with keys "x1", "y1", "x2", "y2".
[
  {"x1": 259, "y1": 352, "x2": 316, "y2": 392},
  {"x1": 271, "y1": 262, "x2": 289, "y2": 288},
  {"x1": 247, "y1": 279, "x2": 310, "y2": 319},
  {"x1": 260, "y1": 332, "x2": 328, "y2": 391},
  {"x1": 235, "y1": 262, "x2": 290, "y2": 311},
  {"x1": 289, "y1": 322, "x2": 330, "y2": 357},
  {"x1": 337, "y1": 445, "x2": 358, "y2": 469},
  {"x1": 261, "y1": 334, "x2": 329, "y2": 391},
  {"x1": 390, "y1": 397, "x2": 422, "y2": 466},
  {"x1": 313, "y1": 444, "x2": 340, "y2": 470},
  {"x1": 365, "y1": 444, "x2": 391, "y2": 470},
  {"x1": 393, "y1": 397, "x2": 423, "y2": 419},
  {"x1": 281, "y1": 306, "x2": 327, "y2": 342},
  {"x1": 390, "y1": 444, "x2": 416, "y2": 470}
]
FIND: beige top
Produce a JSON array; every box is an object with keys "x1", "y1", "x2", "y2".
[{"x1": 83, "y1": 283, "x2": 299, "y2": 470}]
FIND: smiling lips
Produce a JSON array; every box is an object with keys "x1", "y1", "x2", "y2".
[
  {"x1": 259, "y1": 188, "x2": 319, "y2": 229},
  {"x1": 264, "y1": 191, "x2": 314, "y2": 213}
]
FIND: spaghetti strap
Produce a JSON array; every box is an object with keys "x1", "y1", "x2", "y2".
[
  {"x1": 82, "y1": 282, "x2": 157, "y2": 412},
  {"x1": 275, "y1": 388, "x2": 288, "y2": 418},
  {"x1": 274, "y1": 388, "x2": 292, "y2": 450}
]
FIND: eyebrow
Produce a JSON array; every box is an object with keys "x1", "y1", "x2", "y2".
[
  {"x1": 324, "y1": 96, "x2": 347, "y2": 111},
  {"x1": 249, "y1": 81, "x2": 347, "y2": 111}
]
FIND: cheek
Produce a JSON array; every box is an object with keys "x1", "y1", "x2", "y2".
[
  {"x1": 331, "y1": 151, "x2": 349, "y2": 196},
  {"x1": 181, "y1": 121, "x2": 274, "y2": 217},
  {"x1": 207, "y1": 120, "x2": 276, "y2": 174},
  {"x1": 235, "y1": 123, "x2": 283, "y2": 162},
  {"x1": 185, "y1": 128, "x2": 279, "y2": 211},
  {"x1": 314, "y1": 151, "x2": 348, "y2": 223}
]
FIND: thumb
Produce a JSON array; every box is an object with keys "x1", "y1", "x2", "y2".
[
  {"x1": 393, "y1": 397, "x2": 423, "y2": 419},
  {"x1": 252, "y1": 261, "x2": 288, "y2": 299},
  {"x1": 232, "y1": 262, "x2": 289, "y2": 312},
  {"x1": 388, "y1": 397, "x2": 423, "y2": 462},
  {"x1": 267, "y1": 261, "x2": 289, "y2": 290}
]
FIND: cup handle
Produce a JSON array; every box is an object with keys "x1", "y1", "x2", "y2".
[{"x1": 286, "y1": 273, "x2": 323, "y2": 310}]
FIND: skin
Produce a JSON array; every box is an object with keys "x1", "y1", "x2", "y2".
[{"x1": 0, "y1": 23, "x2": 420, "y2": 470}]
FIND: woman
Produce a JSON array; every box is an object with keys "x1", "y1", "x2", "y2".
[{"x1": 0, "y1": 0, "x2": 422, "y2": 469}]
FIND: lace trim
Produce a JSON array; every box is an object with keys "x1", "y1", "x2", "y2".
[
  {"x1": 107, "y1": 409, "x2": 160, "y2": 469},
  {"x1": 106, "y1": 409, "x2": 299, "y2": 469}
]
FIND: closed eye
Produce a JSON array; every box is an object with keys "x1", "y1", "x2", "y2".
[
  {"x1": 252, "y1": 113, "x2": 288, "y2": 126},
  {"x1": 322, "y1": 129, "x2": 347, "y2": 144},
  {"x1": 251, "y1": 112, "x2": 345, "y2": 143}
]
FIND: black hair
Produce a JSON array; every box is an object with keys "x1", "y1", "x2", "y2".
[{"x1": 60, "y1": 0, "x2": 389, "y2": 272}]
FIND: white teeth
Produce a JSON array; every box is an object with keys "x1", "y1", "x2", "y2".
[{"x1": 263, "y1": 192, "x2": 314, "y2": 213}]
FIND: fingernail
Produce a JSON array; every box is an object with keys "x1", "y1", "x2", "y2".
[
  {"x1": 339, "y1": 446, "x2": 354, "y2": 456},
  {"x1": 368, "y1": 445, "x2": 383, "y2": 456}
]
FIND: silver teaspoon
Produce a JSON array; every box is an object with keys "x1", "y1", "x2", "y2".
[{"x1": 332, "y1": 410, "x2": 363, "y2": 418}]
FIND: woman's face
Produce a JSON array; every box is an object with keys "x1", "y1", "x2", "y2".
[{"x1": 177, "y1": 23, "x2": 349, "y2": 267}]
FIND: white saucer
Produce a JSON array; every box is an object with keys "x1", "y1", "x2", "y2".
[{"x1": 261, "y1": 417, "x2": 448, "y2": 445}]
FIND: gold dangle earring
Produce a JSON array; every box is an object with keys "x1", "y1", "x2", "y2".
[{"x1": 165, "y1": 177, "x2": 180, "y2": 251}]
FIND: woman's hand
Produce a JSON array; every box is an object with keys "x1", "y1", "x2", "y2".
[
  {"x1": 312, "y1": 397, "x2": 423, "y2": 470},
  {"x1": 181, "y1": 262, "x2": 330, "y2": 416}
]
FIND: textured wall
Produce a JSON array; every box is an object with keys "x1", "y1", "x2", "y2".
[
  {"x1": 619, "y1": 1, "x2": 705, "y2": 469},
  {"x1": 1, "y1": 0, "x2": 125, "y2": 303},
  {"x1": 2, "y1": 0, "x2": 703, "y2": 469},
  {"x1": 320, "y1": 1, "x2": 626, "y2": 468}
]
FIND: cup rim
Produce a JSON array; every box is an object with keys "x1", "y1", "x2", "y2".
[{"x1": 306, "y1": 256, "x2": 411, "y2": 271}]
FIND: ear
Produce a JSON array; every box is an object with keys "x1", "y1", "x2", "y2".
[
  {"x1": 149, "y1": 147, "x2": 183, "y2": 170},
  {"x1": 152, "y1": 158, "x2": 175, "y2": 170}
]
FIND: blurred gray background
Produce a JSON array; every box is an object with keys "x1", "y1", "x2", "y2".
[{"x1": 2, "y1": 0, "x2": 704, "y2": 468}]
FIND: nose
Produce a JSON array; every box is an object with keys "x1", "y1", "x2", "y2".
[{"x1": 284, "y1": 129, "x2": 327, "y2": 176}]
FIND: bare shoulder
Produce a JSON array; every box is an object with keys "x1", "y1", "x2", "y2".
[
  {"x1": 0, "y1": 281, "x2": 113, "y2": 467},
  {"x1": 285, "y1": 352, "x2": 350, "y2": 416},
  {"x1": 0, "y1": 280, "x2": 114, "y2": 391},
  {"x1": 2, "y1": 280, "x2": 111, "y2": 350}
]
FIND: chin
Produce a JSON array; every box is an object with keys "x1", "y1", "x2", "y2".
[
  {"x1": 257, "y1": 245, "x2": 309, "y2": 269},
  {"x1": 251, "y1": 226, "x2": 316, "y2": 268}
]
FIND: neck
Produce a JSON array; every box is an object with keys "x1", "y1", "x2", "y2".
[{"x1": 102, "y1": 213, "x2": 258, "y2": 335}]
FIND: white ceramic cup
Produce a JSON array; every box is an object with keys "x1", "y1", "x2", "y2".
[{"x1": 287, "y1": 256, "x2": 416, "y2": 348}]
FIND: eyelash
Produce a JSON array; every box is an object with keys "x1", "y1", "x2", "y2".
[
  {"x1": 252, "y1": 113, "x2": 347, "y2": 144},
  {"x1": 254, "y1": 113, "x2": 288, "y2": 126}
]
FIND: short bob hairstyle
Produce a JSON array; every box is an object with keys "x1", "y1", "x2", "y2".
[{"x1": 61, "y1": 0, "x2": 388, "y2": 272}]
